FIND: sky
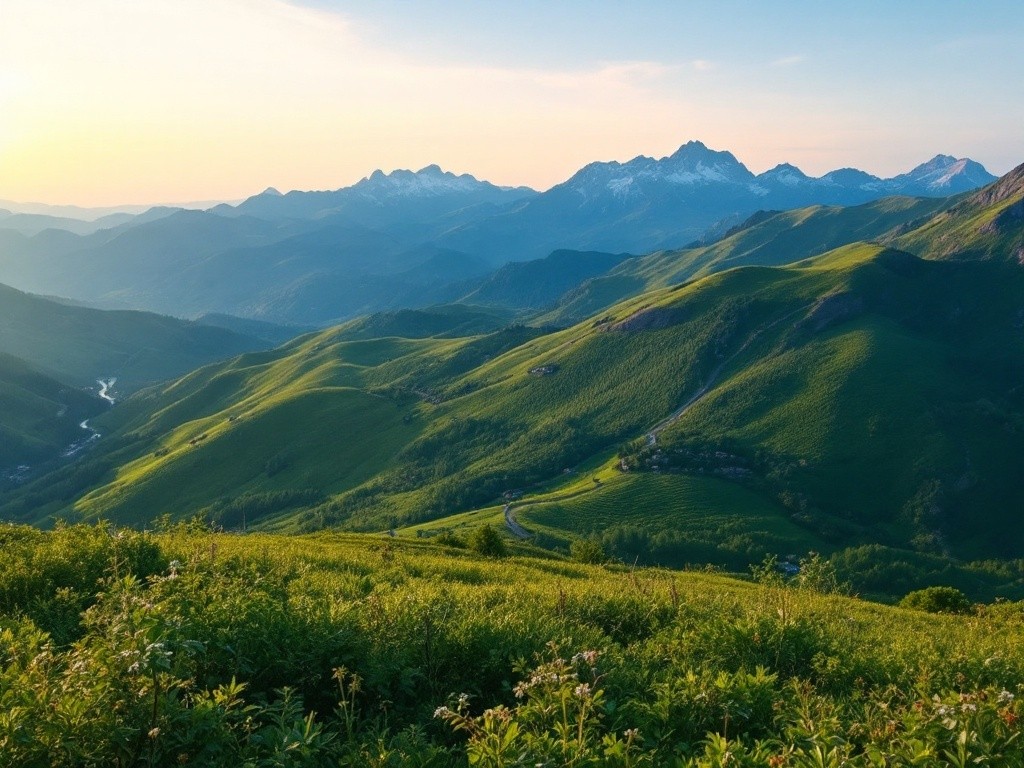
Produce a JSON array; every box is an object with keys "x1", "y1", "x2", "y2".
[{"x1": 1, "y1": 0, "x2": 1022, "y2": 207}]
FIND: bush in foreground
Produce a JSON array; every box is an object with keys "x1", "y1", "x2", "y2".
[{"x1": 2, "y1": 523, "x2": 1024, "y2": 766}]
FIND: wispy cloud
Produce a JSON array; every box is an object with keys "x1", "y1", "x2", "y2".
[
  {"x1": 691, "y1": 59, "x2": 713, "y2": 72},
  {"x1": 771, "y1": 55, "x2": 805, "y2": 67}
]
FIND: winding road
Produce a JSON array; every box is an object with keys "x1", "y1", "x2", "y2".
[
  {"x1": 502, "y1": 302, "x2": 816, "y2": 539},
  {"x1": 503, "y1": 504, "x2": 531, "y2": 539}
]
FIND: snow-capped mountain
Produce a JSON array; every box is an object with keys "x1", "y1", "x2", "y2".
[
  {"x1": 436, "y1": 141, "x2": 997, "y2": 262},
  {"x1": 221, "y1": 166, "x2": 536, "y2": 223},
  {"x1": 559, "y1": 142, "x2": 993, "y2": 206},
  {"x1": 569, "y1": 141, "x2": 755, "y2": 201},
  {"x1": 355, "y1": 165, "x2": 510, "y2": 199},
  {"x1": 892, "y1": 155, "x2": 997, "y2": 194}
]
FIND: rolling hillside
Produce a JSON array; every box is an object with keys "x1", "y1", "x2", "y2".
[
  {"x1": 0, "y1": 282, "x2": 270, "y2": 391},
  {"x1": 5, "y1": 162, "x2": 1023, "y2": 577},
  {"x1": 0, "y1": 352, "x2": 105, "y2": 472},
  {"x1": 9, "y1": 243, "x2": 1023, "y2": 566},
  {"x1": 537, "y1": 193, "x2": 956, "y2": 326},
  {"x1": 893, "y1": 161, "x2": 1024, "y2": 261}
]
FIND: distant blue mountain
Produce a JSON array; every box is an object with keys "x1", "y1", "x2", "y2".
[
  {"x1": 0, "y1": 146, "x2": 997, "y2": 325},
  {"x1": 435, "y1": 142, "x2": 998, "y2": 262}
]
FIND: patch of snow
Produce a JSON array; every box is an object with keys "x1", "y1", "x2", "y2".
[
  {"x1": 356, "y1": 166, "x2": 488, "y2": 199},
  {"x1": 607, "y1": 177, "x2": 635, "y2": 196},
  {"x1": 666, "y1": 171, "x2": 700, "y2": 184}
]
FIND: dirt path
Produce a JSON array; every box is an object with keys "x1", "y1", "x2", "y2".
[{"x1": 504, "y1": 504, "x2": 532, "y2": 538}]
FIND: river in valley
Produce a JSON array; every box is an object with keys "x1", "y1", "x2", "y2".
[{"x1": 61, "y1": 378, "x2": 117, "y2": 458}]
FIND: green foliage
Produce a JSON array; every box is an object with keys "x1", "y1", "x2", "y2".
[
  {"x1": 2, "y1": 526, "x2": 1024, "y2": 765},
  {"x1": 0, "y1": 522, "x2": 165, "y2": 644},
  {"x1": 5, "y1": 169, "x2": 1024, "y2": 597},
  {"x1": 467, "y1": 525, "x2": 508, "y2": 558},
  {"x1": 432, "y1": 530, "x2": 467, "y2": 549},
  {"x1": 570, "y1": 536, "x2": 607, "y2": 565},
  {"x1": 900, "y1": 586, "x2": 974, "y2": 615}
]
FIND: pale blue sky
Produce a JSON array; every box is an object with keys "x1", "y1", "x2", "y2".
[
  {"x1": 2, "y1": 0, "x2": 1021, "y2": 205},
  {"x1": 300, "y1": 0, "x2": 1024, "y2": 172}
]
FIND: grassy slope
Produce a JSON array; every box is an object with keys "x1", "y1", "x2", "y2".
[
  {"x1": 0, "y1": 282, "x2": 269, "y2": 391},
  {"x1": 893, "y1": 162, "x2": 1024, "y2": 261},
  {"x1": 538, "y1": 195, "x2": 954, "y2": 326},
  {"x1": 8, "y1": 169, "x2": 1024, "y2": 574},
  {"x1": 8, "y1": 524, "x2": 1024, "y2": 763},
  {"x1": 14, "y1": 232, "x2": 1021, "y2": 569},
  {"x1": 0, "y1": 352, "x2": 105, "y2": 469}
]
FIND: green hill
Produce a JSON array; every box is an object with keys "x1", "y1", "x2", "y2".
[
  {"x1": 892, "y1": 161, "x2": 1024, "y2": 261},
  {"x1": 0, "y1": 352, "x2": 105, "y2": 471},
  {"x1": 456, "y1": 249, "x2": 634, "y2": 312},
  {"x1": 0, "y1": 282, "x2": 270, "y2": 392},
  {"x1": 5, "y1": 166, "x2": 1024, "y2": 585},
  {"x1": 538, "y1": 194, "x2": 955, "y2": 326},
  {"x1": 11, "y1": 240, "x2": 1024, "y2": 568},
  {"x1": 332, "y1": 305, "x2": 515, "y2": 341}
]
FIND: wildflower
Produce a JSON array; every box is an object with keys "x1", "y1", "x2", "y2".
[
  {"x1": 513, "y1": 681, "x2": 530, "y2": 699},
  {"x1": 961, "y1": 703, "x2": 977, "y2": 713},
  {"x1": 148, "y1": 727, "x2": 161, "y2": 739},
  {"x1": 999, "y1": 690, "x2": 1016, "y2": 704},
  {"x1": 574, "y1": 683, "x2": 591, "y2": 699},
  {"x1": 571, "y1": 650, "x2": 599, "y2": 666},
  {"x1": 457, "y1": 692, "x2": 470, "y2": 710},
  {"x1": 433, "y1": 706, "x2": 451, "y2": 719}
]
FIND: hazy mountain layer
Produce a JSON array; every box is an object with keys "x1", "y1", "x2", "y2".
[
  {"x1": 0, "y1": 282, "x2": 270, "y2": 392},
  {"x1": 0, "y1": 146, "x2": 996, "y2": 326}
]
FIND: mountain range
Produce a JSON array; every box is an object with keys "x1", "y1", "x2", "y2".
[
  {"x1": 5, "y1": 158, "x2": 1022, "y2": 579},
  {"x1": 0, "y1": 143, "x2": 997, "y2": 326}
]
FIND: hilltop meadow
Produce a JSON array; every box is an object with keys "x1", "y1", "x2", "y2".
[{"x1": 3, "y1": 522, "x2": 1024, "y2": 766}]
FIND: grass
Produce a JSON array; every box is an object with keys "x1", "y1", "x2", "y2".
[
  {"x1": 9, "y1": 240, "x2": 1024, "y2": 571},
  {"x1": 5, "y1": 172, "x2": 1024, "y2": 588},
  {"x1": 0, "y1": 281, "x2": 268, "y2": 392},
  {"x1": 539, "y1": 194, "x2": 955, "y2": 326},
  {"x1": 4, "y1": 523, "x2": 1024, "y2": 765},
  {"x1": 893, "y1": 164, "x2": 1024, "y2": 261},
  {"x1": 520, "y1": 472, "x2": 825, "y2": 563},
  {"x1": 0, "y1": 352, "x2": 105, "y2": 470}
]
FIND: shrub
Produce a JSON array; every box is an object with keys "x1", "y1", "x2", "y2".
[
  {"x1": 570, "y1": 536, "x2": 606, "y2": 565},
  {"x1": 467, "y1": 525, "x2": 508, "y2": 558},
  {"x1": 899, "y1": 585, "x2": 973, "y2": 614}
]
